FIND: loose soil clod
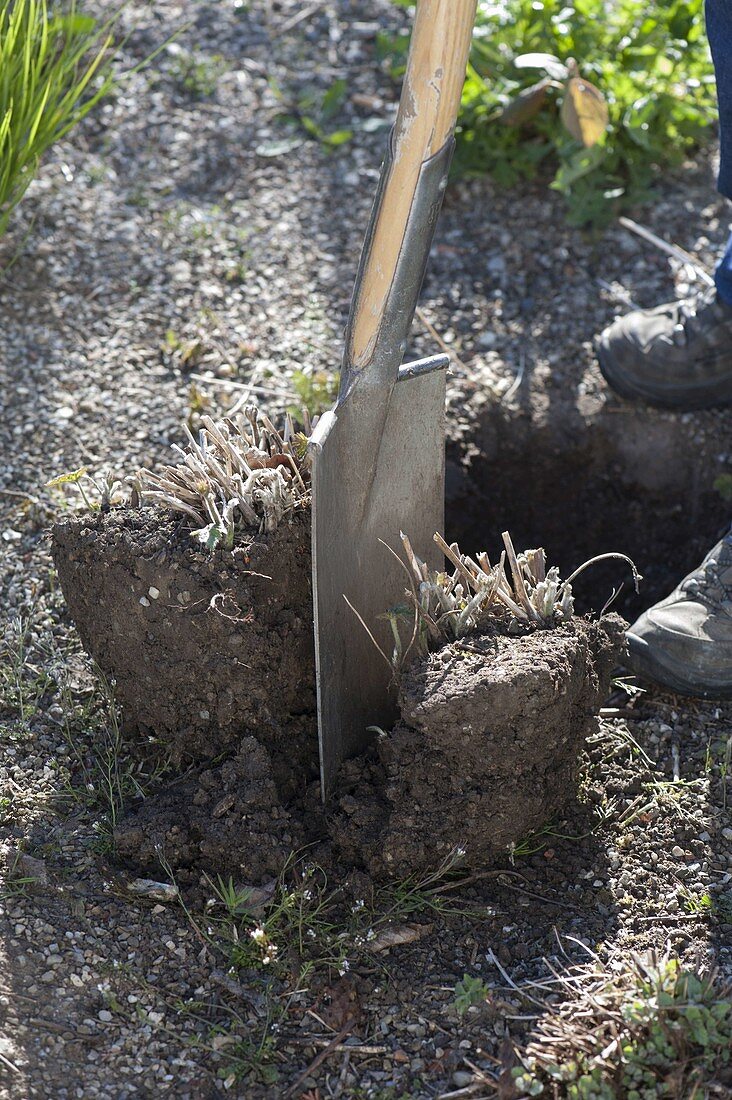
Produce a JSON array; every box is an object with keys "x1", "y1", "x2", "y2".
[{"x1": 114, "y1": 736, "x2": 308, "y2": 884}]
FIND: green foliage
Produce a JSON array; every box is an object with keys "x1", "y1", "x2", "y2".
[
  {"x1": 168, "y1": 48, "x2": 227, "y2": 99},
  {"x1": 268, "y1": 77, "x2": 354, "y2": 150},
  {"x1": 515, "y1": 955, "x2": 732, "y2": 1098},
  {"x1": 714, "y1": 473, "x2": 732, "y2": 502},
  {"x1": 289, "y1": 367, "x2": 339, "y2": 418},
  {"x1": 387, "y1": 0, "x2": 716, "y2": 226},
  {"x1": 0, "y1": 0, "x2": 123, "y2": 234},
  {"x1": 453, "y1": 973, "x2": 490, "y2": 1017}
]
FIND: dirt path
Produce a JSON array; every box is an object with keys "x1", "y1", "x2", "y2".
[{"x1": 1, "y1": 2, "x2": 731, "y2": 1097}]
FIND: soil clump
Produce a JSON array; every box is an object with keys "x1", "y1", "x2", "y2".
[
  {"x1": 51, "y1": 506, "x2": 318, "y2": 801},
  {"x1": 331, "y1": 615, "x2": 625, "y2": 878}
]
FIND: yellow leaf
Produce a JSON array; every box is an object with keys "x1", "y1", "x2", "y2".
[
  {"x1": 46, "y1": 467, "x2": 87, "y2": 488},
  {"x1": 560, "y1": 76, "x2": 609, "y2": 147}
]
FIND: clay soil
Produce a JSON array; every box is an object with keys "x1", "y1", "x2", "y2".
[{"x1": 1, "y1": 1, "x2": 731, "y2": 1097}]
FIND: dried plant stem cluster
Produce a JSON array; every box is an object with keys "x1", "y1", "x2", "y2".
[
  {"x1": 376, "y1": 530, "x2": 638, "y2": 668},
  {"x1": 138, "y1": 408, "x2": 310, "y2": 548}
]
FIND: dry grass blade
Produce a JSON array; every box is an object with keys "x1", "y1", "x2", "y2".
[
  {"x1": 138, "y1": 407, "x2": 310, "y2": 548},
  {"x1": 353, "y1": 531, "x2": 638, "y2": 670}
]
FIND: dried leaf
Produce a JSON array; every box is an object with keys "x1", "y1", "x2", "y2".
[
  {"x1": 499, "y1": 79, "x2": 551, "y2": 127},
  {"x1": 369, "y1": 923, "x2": 432, "y2": 953},
  {"x1": 561, "y1": 76, "x2": 609, "y2": 147},
  {"x1": 318, "y1": 975, "x2": 362, "y2": 1031},
  {"x1": 126, "y1": 879, "x2": 180, "y2": 902}
]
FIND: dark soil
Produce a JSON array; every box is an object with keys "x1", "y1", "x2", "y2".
[
  {"x1": 331, "y1": 614, "x2": 625, "y2": 877},
  {"x1": 445, "y1": 360, "x2": 731, "y2": 622},
  {"x1": 113, "y1": 736, "x2": 309, "y2": 885},
  {"x1": 51, "y1": 506, "x2": 318, "y2": 800}
]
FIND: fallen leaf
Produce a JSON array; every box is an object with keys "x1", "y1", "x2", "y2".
[
  {"x1": 127, "y1": 879, "x2": 179, "y2": 902},
  {"x1": 369, "y1": 923, "x2": 433, "y2": 953},
  {"x1": 560, "y1": 76, "x2": 609, "y2": 146},
  {"x1": 318, "y1": 975, "x2": 362, "y2": 1032}
]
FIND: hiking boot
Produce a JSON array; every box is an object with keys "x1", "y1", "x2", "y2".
[
  {"x1": 597, "y1": 288, "x2": 732, "y2": 410},
  {"x1": 626, "y1": 531, "x2": 732, "y2": 697}
]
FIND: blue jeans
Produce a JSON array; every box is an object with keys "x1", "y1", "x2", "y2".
[{"x1": 707, "y1": 1, "x2": 732, "y2": 301}]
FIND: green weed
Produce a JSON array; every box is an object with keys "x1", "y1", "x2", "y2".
[
  {"x1": 269, "y1": 77, "x2": 353, "y2": 150},
  {"x1": 0, "y1": 1, "x2": 158, "y2": 234},
  {"x1": 60, "y1": 667, "x2": 171, "y2": 838},
  {"x1": 386, "y1": 0, "x2": 715, "y2": 226},
  {"x1": 0, "y1": 613, "x2": 53, "y2": 725},
  {"x1": 453, "y1": 973, "x2": 491, "y2": 1017},
  {"x1": 288, "y1": 368, "x2": 339, "y2": 419},
  {"x1": 168, "y1": 48, "x2": 227, "y2": 98},
  {"x1": 514, "y1": 952, "x2": 732, "y2": 1098}
]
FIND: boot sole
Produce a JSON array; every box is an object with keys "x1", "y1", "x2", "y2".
[
  {"x1": 597, "y1": 339, "x2": 732, "y2": 411},
  {"x1": 625, "y1": 631, "x2": 732, "y2": 699}
]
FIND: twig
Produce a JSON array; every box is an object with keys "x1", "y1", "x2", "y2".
[
  {"x1": 343, "y1": 594, "x2": 393, "y2": 672},
  {"x1": 596, "y1": 277, "x2": 641, "y2": 312},
  {"x1": 416, "y1": 306, "x2": 468, "y2": 372},
  {"x1": 0, "y1": 1051, "x2": 21, "y2": 1074},
  {"x1": 284, "y1": 1020, "x2": 354, "y2": 1098},
  {"x1": 272, "y1": 0, "x2": 326, "y2": 38},
  {"x1": 502, "y1": 347, "x2": 526, "y2": 403},
  {"x1": 189, "y1": 372, "x2": 297, "y2": 401},
  {"x1": 438, "y1": 1085, "x2": 493, "y2": 1099},
  {"x1": 486, "y1": 949, "x2": 549, "y2": 1011},
  {"x1": 618, "y1": 217, "x2": 714, "y2": 286}
]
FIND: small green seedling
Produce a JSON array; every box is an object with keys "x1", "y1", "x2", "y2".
[{"x1": 453, "y1": 974, "x2": 491, "y2": 1017}]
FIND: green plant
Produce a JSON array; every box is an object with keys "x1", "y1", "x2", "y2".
[
  {"x1": 47, "y1": 466, "x2": 123, "y2": 511},
  {"x1": 288, "y1": 368, "x2": 339, "y2": 419},
  {"x1": 59, "y1": 667, "x2": 170, "y2": 837},
  {"x1": 0, "y1": 612, "x2": 53, "y2": 724},
  {"x1": 678, "y1": 887, "x2": 714, "y2": 916},
  {"x1": 268, "y1": 76, "x2": 354, "y2": 150},
  {"x1": 453, "y1": 974, "x2": 491, "y2": 1017},
  {"x1": 714, "y1": 473, "x2": 732, "y2": 503},
  {"x1": 386, "y1": 0, "x2": 716, "y2": 226},
  {"x1": 513, "y1": 952, "x2": 732, "y2": 1098},
  {"x1": 168, "y1": 47, "x2": 227, "y2": 98},
  {"x1": 0, "y1": 0, "x2": 124, "y2": 234}
]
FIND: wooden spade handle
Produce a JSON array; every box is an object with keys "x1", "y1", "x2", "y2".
[{"x1": 348, "y1": 0, "x2": 477, "y2": 371}]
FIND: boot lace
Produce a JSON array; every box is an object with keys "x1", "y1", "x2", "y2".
[
  {"x1": 669, "y1": 287, "x2": 721, "y2": 347},
  {"x1": 682, "y1": 532, "x2": 732, "y2": 611}
]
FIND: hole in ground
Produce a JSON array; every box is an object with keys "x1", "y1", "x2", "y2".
[{"x1": 445, "y1": 389, "x2": 730, "y2": 622}]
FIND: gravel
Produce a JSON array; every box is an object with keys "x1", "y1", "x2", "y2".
[{"x1": 1, "y1": 1, "x2": 731, "y2": 1097}]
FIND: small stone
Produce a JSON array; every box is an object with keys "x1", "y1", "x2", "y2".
[
  {"x1": 453, "y1": 1071, "x2": 474, "y2": 1088},
  {"x1": 148, "y1": 587, "x2": 160, "y2": 599},
  {"x1": 98, "y1": 1010, "x2": 113, "y2": 1022},
  {"x1": 139, "y1": 597, "x2": 150, "y2": 607}
]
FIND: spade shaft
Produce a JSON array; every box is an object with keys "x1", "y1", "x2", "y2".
[{"x1": 311, "y1": 0, "x2": 477, "y2": 800}]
